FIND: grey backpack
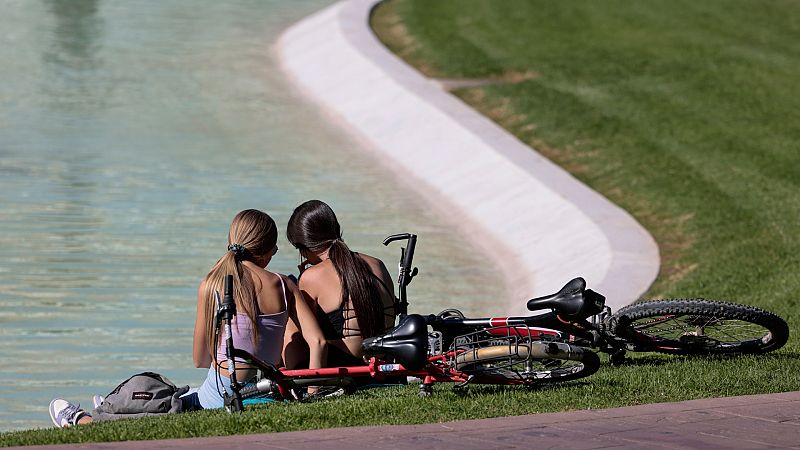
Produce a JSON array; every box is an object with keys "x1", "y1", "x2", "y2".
[{"x1": 93, "y1": 372, "x2": 190, "y2": 421}]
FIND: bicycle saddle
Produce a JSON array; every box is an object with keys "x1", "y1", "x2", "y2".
[
  {"x1": 362, "y1": 314, "x2": 428, "y2": 370},
  {"x1": 526, "y1": 277, "x2": 605, "y2": 318}
]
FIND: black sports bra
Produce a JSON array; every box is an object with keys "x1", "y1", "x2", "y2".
[{"x1": 316, "y1": 274, "x2": 395, "y2": 340}]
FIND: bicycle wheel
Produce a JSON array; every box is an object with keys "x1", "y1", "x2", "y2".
[
  {"x1": 611, "y1": 300, "x2": 789, "y2": 355},
  {"x1": 455, "y1": 341, "x2": 600, "y2": 383}
]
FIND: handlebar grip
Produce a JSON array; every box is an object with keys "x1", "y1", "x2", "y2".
[
  {"x1": 383, "y1": 233, "x2": 412, "y2": 246},
  {"x1": 221, "y1": 275, "x2": 236, "y2": 319},
  {"x1": 401, "y1": 235, "x2": 417, "y2": 270},
  {"x1": 224, "y1": 275, "x2": 233, "y2": 301}
]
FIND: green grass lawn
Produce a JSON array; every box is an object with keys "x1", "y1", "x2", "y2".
[
  {"x1": 3, "y1": 353, "x2": 797, "y2": 447},
  {"x1": 4, "y1": 0, "x2": 800, "y2": 446},
  {"x1": 372, "y1": 1, "x2": 800, "y2": 335}
]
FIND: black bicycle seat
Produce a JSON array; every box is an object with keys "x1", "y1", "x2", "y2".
[
  {"x1": 526, "y1": 277, "x2": 605, "y2": 318},
  {"x1": 362, "y1": 314, "x2": 428, "y2": 370}
]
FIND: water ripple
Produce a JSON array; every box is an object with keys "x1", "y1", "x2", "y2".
[{"x1": 0, "y1": 0, "x2": 503, "y2": 432}]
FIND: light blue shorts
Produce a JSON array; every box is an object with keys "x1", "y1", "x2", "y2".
[{"x1": 187, "y1": 367, "x2": 231, "y2": 409}]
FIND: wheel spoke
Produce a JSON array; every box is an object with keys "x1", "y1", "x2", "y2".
[
  {"x1": 632, "y1": 315, "x2": 770, "y2": 345},
  {"x1": 615, "y1": 299, "x2": 788, "y2": 355}
]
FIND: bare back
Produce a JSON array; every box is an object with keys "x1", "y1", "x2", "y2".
[
  {"x1": 243, "y1": 261, "x2": 288, "y2": 316},
  {"x1": 299, "y1": 253, "x2": 395, "y2": 358}
]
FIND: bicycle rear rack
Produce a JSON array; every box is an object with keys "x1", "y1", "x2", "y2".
[{"x1": 447, "y1": 326, "x2": 541, "y2": 382}]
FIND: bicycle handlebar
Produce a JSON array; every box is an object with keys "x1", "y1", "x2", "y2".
[
  {"x1": 383, "y1": 233, "x2": 418, "y2": 317},
  {"x1": 218, "y1": 275, "x2": 236, "y2": 322},
  {"x1": 383, "y1": 233, "x2": 412, "y2": 246},
  {"x1": 219, "y1": 274, "x2": 244, "y2": 413}
]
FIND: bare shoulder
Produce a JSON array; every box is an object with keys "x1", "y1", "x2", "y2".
[
  {"x1": 298, "y1": 263, "x2": 324, "y2": 287},
  {"x1": 251, "y1": 265, "x2": 281, "y2": 291},
  {"x1": 357, "y1": 253, "x2": 393, "y2": 282},
  {"x1": 297, "y1": 260, "x2": 336, "y2": 293},
  {"x1": 271, "y1": 272, "x2": 301, "y2": 305},
  {"x1": 357, "y1": 253, "x2": 387, "y2": 272},
  {"x1": 242, "y1": 264, "x2": 285, "y2": 309}
]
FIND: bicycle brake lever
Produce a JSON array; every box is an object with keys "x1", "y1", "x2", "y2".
[{"x1": 214, "y1": 290, "x2": 222, "y2": 325}]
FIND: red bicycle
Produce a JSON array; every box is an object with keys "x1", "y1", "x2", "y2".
[
  {"x1": 214, "y1": 233, "x2": 600, "y2": 410},
  {"x1": 220, "y1": 312, "x2": 599, "y2": 408}
]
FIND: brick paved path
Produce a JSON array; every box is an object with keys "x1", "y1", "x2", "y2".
[{"x1": 17, "y1": 391, "x2": 800, "y2": 449}]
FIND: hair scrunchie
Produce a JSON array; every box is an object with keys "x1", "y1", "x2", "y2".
[{"x1": 228, "y1": 243, "x2": 248, "y2": 259}]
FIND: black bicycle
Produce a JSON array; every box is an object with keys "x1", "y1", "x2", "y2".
[{"x1": 384, "y1": 233, "x2": 789, "y2": 367}]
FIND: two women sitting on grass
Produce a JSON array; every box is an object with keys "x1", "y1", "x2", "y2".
[{"x1": 49, "y1": 201, "x2": 396, "y2": 427}]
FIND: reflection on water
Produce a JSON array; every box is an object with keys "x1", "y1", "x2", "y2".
[
  {"x1": 44, "y1": 0, "x2": 102, "y2": 64},
  {"x1": 0, "y1": 0, "x2": 506, "y2": 432},
  {"x1": 41, "y1": 0, "x2": 106, "y2": 111}
]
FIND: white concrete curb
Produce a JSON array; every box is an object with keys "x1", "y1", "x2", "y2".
[{"x1": 275, "y1": 0, "x2": 659, "y2": 314}]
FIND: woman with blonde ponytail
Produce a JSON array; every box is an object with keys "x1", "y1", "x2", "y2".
[
  {"x1": 284, "y1": 200, "x2": 395, "y2": 368},
  {"x1": 189, "y1": 209, "x2": 326, "y2": 408}
]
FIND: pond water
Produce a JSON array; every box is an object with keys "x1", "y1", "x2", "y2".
[{"x1": 0, "y1": 0, "x2": 504, "y2": 431}]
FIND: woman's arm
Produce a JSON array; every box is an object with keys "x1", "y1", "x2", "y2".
[
  {"x1": 281, "y1": 313, "x2": 306, "y2": 369},
  {"x1": 193, "y1": 280, "x2": 212, "y2": 368},
  {"x1": 288, "y1": 276, "x2": 327, "y2": 369}
]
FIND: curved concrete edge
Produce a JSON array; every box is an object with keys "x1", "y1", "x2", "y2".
[{"x1": 275, "y1": 0, "x2": 660, "y2": 314}]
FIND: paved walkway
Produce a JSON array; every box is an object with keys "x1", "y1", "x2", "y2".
[{"x1": 19, "y1": 391, "x2": 800, "y2": 449}]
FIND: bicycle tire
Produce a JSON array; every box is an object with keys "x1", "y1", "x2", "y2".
[
  {"x1": 611, "y1": 299, "x2": 789, "y2": 355},
  {"x1": 455, "y1": 341, "x2": 600, "y2": 383}
]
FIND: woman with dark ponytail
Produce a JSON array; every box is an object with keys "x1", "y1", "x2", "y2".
[{"x1": 284, "y1": 200, "x2": 395, "y2": 368}]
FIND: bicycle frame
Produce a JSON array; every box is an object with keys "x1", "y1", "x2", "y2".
[
  {"x1": 427, "y1": 312, "x2": 602, "y2": 349},
  {"x1": 427, "y1": 305, "x2": 658, "y2": 363},
  {"x1": 221, "y1": 309, "x2": 578, "y2": 407},
  {"x1": 229, "y1": 347, "x2": 541, "y2": 404}
]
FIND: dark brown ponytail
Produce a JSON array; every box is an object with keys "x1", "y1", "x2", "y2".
[
  {"x1": 287, "y1": 200, "x2": 384, "y2": 338},
  {"x1": 326, "y1": 239, "x2": 384, "y2": 338}
]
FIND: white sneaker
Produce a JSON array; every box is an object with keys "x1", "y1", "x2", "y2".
[
  {"x1": 92, "y1": 395, "x2": 104, "y2": 409},
  {"x1": 49, "y1": 398, "x2": 89, "y2": 428}
]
